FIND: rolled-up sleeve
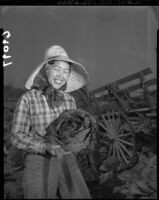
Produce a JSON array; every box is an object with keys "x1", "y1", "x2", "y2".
[{"x1": 11, "y1": 95, "x2": 46, "y2": 154}]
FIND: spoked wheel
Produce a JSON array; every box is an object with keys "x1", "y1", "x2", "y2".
[{"x1": 97, "y1": 109, "x2": 137, "y2": 172}]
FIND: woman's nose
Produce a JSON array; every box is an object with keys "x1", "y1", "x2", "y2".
[{"x1": 56, "y1": 71, "x2": 63, "y2": 78}]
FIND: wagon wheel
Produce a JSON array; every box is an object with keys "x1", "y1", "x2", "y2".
[{"x1": 97, "y1": 109, "x2": 137, "y2": 172}]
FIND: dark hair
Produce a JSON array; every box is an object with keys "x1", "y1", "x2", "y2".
[{"x1": 48, "y1": 60, "x2": 55, "y2": 65}]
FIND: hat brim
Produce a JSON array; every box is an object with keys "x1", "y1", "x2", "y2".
[{"x1": 25, "y1": 56, "x2": 89, "y2": 92}]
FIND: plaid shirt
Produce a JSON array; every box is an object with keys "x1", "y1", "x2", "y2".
[{"x1": 11, "y1": 89, "x2": 76, "y2": 154}]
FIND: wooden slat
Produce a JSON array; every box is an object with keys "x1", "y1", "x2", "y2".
[
  {"x1": 128, "y1": 107, "x2": 151, "y2": 112},
  {"x1": 94, "y1": 95, "x2": 109, "y2": 102},
  {"x1": 146, "y1": 113, "x2": 157, "y2": 117},
  {"x1": 115, "y1": 67, "x2": 152, "y2": 85},
  {"x1": 90, "y1": 85, "x2": 108, "y2": 95},
  {"x1": 92, "y1": 78, "x2": 156, "y2": 100},
  {"x1": 132, "y1": 90, "x2": 156, "y2": 100},
  {"x1": 124, "y1": 78, "x2": 157, "y2": 92}
]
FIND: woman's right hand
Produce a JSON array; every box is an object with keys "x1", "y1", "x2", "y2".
[{"x1": 45, "y1": 143, "x2": 65, "y2": 159}]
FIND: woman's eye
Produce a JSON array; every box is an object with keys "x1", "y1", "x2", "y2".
[{"x1": 64, "y1": 71, "x2": 69, "y2": 74}]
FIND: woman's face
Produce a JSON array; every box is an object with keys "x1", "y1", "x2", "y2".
[{"x1": 47, "y1": 60, "x2": 70, "y2": 89}]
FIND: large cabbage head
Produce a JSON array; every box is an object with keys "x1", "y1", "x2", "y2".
[{"x1": 46, "y1": 109, "x2": 96, "y2": 153}]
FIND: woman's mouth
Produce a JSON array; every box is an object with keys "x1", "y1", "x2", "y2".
[{"x1": 54, "y1": 79, "x2": 64, "y2": 84}]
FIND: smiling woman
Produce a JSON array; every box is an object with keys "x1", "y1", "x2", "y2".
[
  {"x1": 46, "y1": 60, "x2": 70, "y2": 90},
  {"x1": 10, "y1": 45, "x2": 91, "y2": 199}
]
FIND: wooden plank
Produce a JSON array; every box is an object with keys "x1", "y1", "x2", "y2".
[
  {"x1": 124, "y1": 78, "x2": 157, "y2": 92},
  {"x1": 90, "y1": 85, "x2": 108, "y2": 95},
  {"x1": 93, "y1": 91, "x2": 142, "y2": 102},
  {"x1": 91, "y1": 78, "x2": 156, "y2": 100},
  {"x1": 115, "y1": 67, "x2": 152, "y2": 85},
  {"x1": 94, "y1": 95, "x2": 110, "y2": 102},
  {"x1": 146, "y1": 113, "x2": 157, "y2": 117},
  {"x1": 128, "y1": 107, "x2": 151, "y2": 112},
  {"x1": 132, "y1": 90, "x2": 156, "y2": 100}
]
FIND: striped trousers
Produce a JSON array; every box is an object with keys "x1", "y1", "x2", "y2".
[{"x1": 22, "y1": 154, "x2": 91, "y2": 199}]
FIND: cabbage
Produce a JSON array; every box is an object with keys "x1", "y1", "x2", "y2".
[{"x1": 46, "y1": 109, "x2": 96, "y2": 153}]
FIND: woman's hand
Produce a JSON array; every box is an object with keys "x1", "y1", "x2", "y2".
[{"x1": 45, "y1": 143, "x2": 65, "y2": 159}]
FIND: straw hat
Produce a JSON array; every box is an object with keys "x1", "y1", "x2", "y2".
[{"x1": 25, "y1": 45, "x2": 89, "y2": 92}]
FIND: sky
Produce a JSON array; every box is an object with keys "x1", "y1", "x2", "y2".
[{"x1": 1, "y1": 6, "x2": 158, "y2": 91}]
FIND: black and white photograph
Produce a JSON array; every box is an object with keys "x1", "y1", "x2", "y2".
[{"x1": 2, "y1": 4, "x2": 157, "y2": 199}]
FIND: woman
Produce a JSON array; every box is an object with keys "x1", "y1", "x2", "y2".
[{"x1": 11, "y1": 45, "x2": 91, "y2": 199}]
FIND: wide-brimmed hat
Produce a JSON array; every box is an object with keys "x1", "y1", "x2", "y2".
[{"x1": 25, "y1": 45, "x2": 89, "y2": 92}]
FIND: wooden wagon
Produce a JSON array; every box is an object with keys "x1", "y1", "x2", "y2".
[{"x1": 89, "y1": 67, "x2": 157, "y2": 171}]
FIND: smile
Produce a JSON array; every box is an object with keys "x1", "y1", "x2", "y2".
[{"x1": 54, "y1": 79, "x2": 64, "y2": 84}]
